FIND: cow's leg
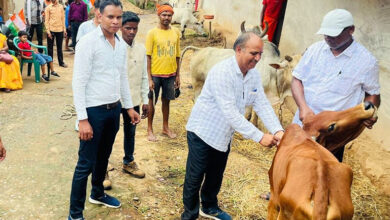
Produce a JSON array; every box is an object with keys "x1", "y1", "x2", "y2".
[
  {"x1": 267, "y1": 196, "x2": 280, "y2": 220},
  {"x1": 181, "y1": 24, "x2": 186, "y2": 39}
]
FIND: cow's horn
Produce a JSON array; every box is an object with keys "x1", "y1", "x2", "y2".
[
  {"x1": 241, "y1": 21, "x2": 246, "y2": 33},
  {"x1": 260, "y1": 21, "x2": 269, "y2": 38}
]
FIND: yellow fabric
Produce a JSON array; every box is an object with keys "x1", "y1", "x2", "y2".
[
  {"x1": 145, "y1": 27, "x2": 180, "y2": 76},
  {"x1": 0, "y1": 34, "x2": 23, "y2": 90},
  {"x1": 45, "y1": 3, "x2": 66, "y2": 33}
]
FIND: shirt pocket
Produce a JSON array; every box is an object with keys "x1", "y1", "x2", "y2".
[
  {"x1": 246, "y1": 91, "x2": 258, "y2": 105},
  {"x1": 327, "y1": 75, "x2": 355, "y2": 96}
]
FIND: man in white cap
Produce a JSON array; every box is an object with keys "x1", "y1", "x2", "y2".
[{"x1": 291, "y1": 8, "x2": 380, "y2": 162}]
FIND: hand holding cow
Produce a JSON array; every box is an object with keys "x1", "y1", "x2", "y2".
[
  {"x1": 274, "y1": 130, "x2": 284, "y2": 145},
  {"x1": 78, "y1": 119, "x2": 94, "y2": 141},
  {"x1": 260, "y1": 133, "x2": 278, "y2": 148},
  {"x1": 299, "y1": 105, "x2": 315, "y2": 123},
  {"x1": 363, "y1": 116, "x2": 378, "y2": 129},
  {"x1": 363, "y1": 94, "x2": 380, "y2": 129}
]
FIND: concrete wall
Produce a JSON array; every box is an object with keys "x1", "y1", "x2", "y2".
[
  {"x1": 199, "y1": 0, "x2": 261, "y2": 38},
  {"x1": 278, "y1": 0, "x2": 390, "y2": 151}
]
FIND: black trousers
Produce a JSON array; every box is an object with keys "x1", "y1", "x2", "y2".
[
  {"x1": 70, "y1": 21, "x2": 82, "y2": 48},
  {"x1": 47, "y1": 31, "x2": 64, "y2": 65},
  {"x1": 181, "y1": 131, "x2": 230, "y2": 220},
  {"x1": 121, "y1": 106, "x2": 140, "y2": 164},
  {"x1": 28, "y1": 23, "x2": 43, "y2": 53},
  {"x1": 69, "y1": 103, "x2": 121, "y2": 218}
]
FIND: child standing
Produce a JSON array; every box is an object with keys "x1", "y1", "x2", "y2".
[{"x1": 17, "y1": 31, "x2": 60, "y2": 82}]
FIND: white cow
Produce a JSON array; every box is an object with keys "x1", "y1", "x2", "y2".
[
  {"x1": 181, "y1": 22, "x2": 301, "y2": 127},
  {"x1": 172, "y1": 7, "x2": 205, "y2": 39},
  {"x1": 169, "y1": 0, "x2": 193, "y2": 8}
]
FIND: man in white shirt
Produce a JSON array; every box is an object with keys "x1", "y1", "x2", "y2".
[
  {"x1": 76, "y1": 0, "x2": 100, "y2": 42},
  {"x1": 182, "y1": 31, "x2": 284, "y2": 220},
  {"x1": 119, "y1": 11, "x2": 148, "y2": 178},
  {"x1": 291, "y1": 9, "x2": 380, "y2": 162},
  {"x1": 69, "y1": 1, "x2": 140, "y2": 219},
  {"x1": 74, "y1": 0, "x2": 99, "y2": 132}
]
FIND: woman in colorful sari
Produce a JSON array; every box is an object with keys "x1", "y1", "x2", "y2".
[{"x1": 0, "y1": 33, "x2": 23, "y2": 92}]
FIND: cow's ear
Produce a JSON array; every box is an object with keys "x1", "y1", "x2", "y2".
[{"x1": 269, "y1": 63, "x2": 281, "y2": 69}]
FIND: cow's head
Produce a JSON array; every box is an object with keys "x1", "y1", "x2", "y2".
[
  {"x1": 194, "y1": 21, "x2": 206, "y2": 36},
  {"x1": 302, "y1": 102, "x2": 377, "y2": 152}
]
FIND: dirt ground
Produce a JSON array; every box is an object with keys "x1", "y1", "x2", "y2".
[{"x1": 0, "y1": 2, "x2": 389, "y2": 219}]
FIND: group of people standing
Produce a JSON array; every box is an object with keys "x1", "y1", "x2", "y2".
[
  {"x1": 0, "y1": 0, "x2": 377, "y2": 219},
  {"x1": 66, "y1": 1, "x2": 381, "y2": 219}
]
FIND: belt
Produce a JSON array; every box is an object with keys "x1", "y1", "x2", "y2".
[{"x1": 98, "y1": 100, "x2": 120, "y2": 110}]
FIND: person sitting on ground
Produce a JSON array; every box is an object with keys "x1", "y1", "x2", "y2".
[
  {"x1": 17, "y1": 30, "x2": 60, "y2": 82},
  {"x1": 0, "y1": 33, "x2": 23, "y2": 92}
]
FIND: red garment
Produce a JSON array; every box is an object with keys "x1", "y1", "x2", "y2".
[
  {"x1": 262, "y1": 0, "x2": 284, "y2": 19},
  {"x1": 18, "y1": 42, "x2": 32, "y2": 57},
  {"x1": 262, "y1": 0, "x2": 285, "y2": 42},
  {"x1": 263, "y1": 15, "x2": 277, "y2": 42}
]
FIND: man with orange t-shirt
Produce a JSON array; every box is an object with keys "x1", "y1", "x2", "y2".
[{"x1": 260, "y1": 0, "x2": 285, "y2": 42}]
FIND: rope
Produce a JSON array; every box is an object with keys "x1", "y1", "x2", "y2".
[{"x1": 60, "y1": 104, "x2": 77, "y2": 120}]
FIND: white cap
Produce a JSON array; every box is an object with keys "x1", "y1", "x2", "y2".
[{"x1": 316, "y1": 9, "x2": 354, "y2": 37}]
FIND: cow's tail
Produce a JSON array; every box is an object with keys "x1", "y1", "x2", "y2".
[
  {"x1": 313, "y1": 160, "x2": 329, "y2": 220},
  {"x1": 179, "y1": 46, "x2": 201, "y2": 66}
]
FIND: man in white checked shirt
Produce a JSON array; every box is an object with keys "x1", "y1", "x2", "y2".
[
  {"x1": 181, "y1": 31, "x2": 284, "y2": 220},
  {"x1": 291, "y1": 9, "x2": 380, "y2": 162}
]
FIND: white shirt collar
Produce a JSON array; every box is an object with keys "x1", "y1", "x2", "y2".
[{"x1": 96, "y1": 25, "x2": 120, "y2": 41}]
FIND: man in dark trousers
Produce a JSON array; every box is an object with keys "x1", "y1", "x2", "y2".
[
  {"x1": 45, "y1": 0, "x2": 67, "y2": 67},
  {"x1": 68, "y1": 0, "x2": 88, "y2": 49},
  {"x1": 182, "y1": 31, "x2": 284, "y2": 220},
  {"x1": 25, "y1": 0, "x2": 44, "y2": 52},
  {"x1": 68, "y1": 0, "x2": 140, "y2": 219}
]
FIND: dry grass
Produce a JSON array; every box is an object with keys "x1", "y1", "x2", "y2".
[{"x1": 150, "y1": 84, "x2": 390, "y2": 219}]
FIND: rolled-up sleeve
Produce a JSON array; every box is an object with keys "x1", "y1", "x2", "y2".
[{"x1": 292, "y1": 47, "x2": 313, "y2": 81}]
